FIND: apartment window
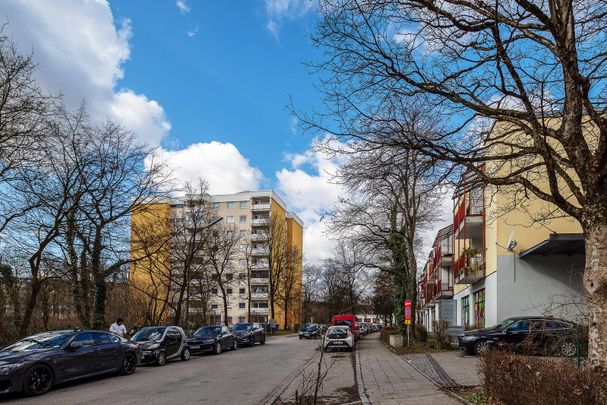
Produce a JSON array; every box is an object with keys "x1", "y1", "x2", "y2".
[
  {"x1": 239, "y1": 303, "x2": 246, "y2": 309},
  {"x1": 211, "y1": 288, "x2": 218, "y2": 295},
  {"x1": 227, "y1": 201, "x2": 236, "y2": 209},
  {"x1": 212, "y1": 202, "x2": 220, "y2": 209},
  {"x1": 238, "y1": 316, "x2": 246, "y2": 323},
  {"x1": 240, "y1": 230, "x2": 247, "y2": 237},
  {"x1": 211, "y1": 304, "x2": 218, "y2": 309},
  {"x1": 239, "y1": 273, "x2": 246, "y2": 280},
  {"x1": 239, "y1": 259, "x2": 246, "y2": 266},
  {"x1": 474, "y1": 289, "x2": 486, "y2": 329},
  {"x1": 239, "y1": 215, "x2": 247, "y2": 223},
  {"x1": 227, "y1": 288, "x2": 233, "y2": 295},
  {"x1": 253, "y1": 302, "x2": 269, "y2": 308},
  {"x1": 240, "y1": 244, "x2": 247, "y2": 251},
  {"x1": 226, "y1": 274, "x2": 233, "y2": 281},
  {"x1": 226, "y1": 316, "x2": 233, "y2": 324},
  {"x1": 239, "y1": 288, "x2": 246, "y2": 294},
  {"x1": 240, "y1": 201, "x2": 248, "y2": 209},
  {"x1": 226, "y1": 216, "x2": 234, "y2": 224},
  {"x1": 462, "y1": 296, "x2": 470, "y2": 329}
]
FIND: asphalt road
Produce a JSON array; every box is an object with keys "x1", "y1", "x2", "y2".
[{"x1": 0, "y1": 335, "x2": 320, "y2": 405}]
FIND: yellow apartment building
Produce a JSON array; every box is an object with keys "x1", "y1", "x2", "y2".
[{"x1": 130, "y1": 190, "x2": 303, "y2": 330}]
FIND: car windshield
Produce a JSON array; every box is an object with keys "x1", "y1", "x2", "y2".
[
  {"x1": 327, "y1": 327, "x2": 348, "y2": 338},
  {"x1": 195, "y1": 327, "x2": 221, "y2": 336},
  {"x1": 232, "y1": 324, "x2": 252, "y2": 331},
  {"x1": 4, "y1": 332, "x2": 72, "y2": 352},
  {"x1": 302, "y1": 324, "x2": 318, "y2": 331},
  {"x1": 335, "y1": 320, "x2": 352, "y2": 328},
  {"x1": 132, "y1": 327, "x2": 166, "y2": 342},
  {"x1": 488, "y1": 318, "x2": 518, "y2": 331}
]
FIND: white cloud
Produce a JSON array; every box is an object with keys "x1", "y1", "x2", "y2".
[
  {"x1": 264, "y1": 0, "x2": 316, "y2": 39},
  {"x1": 187, "y1": 25, "x2": 199, "y2": 38},
  {"x1": 276, "y1": 142, "x2": 343, "y2": 264},
  {"x1": 176, "y1": 0, "x2": 190, "y2": 14},
  {"x1": 4, "y1": 0, "x2": 171, "y2": 146},
  {"x1": 151, "y1": 142, "x2": 263, "y2": 195}
]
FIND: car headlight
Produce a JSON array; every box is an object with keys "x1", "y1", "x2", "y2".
[
  {"x1": 460, "y1": 336, "x2": 477, "y2": 341},
  {"x1": 0, "y1": 363, "x2": 23, "y2": 375},
  {"x1": 148, "y1": 343, "x2": 160, "y2": 350}
]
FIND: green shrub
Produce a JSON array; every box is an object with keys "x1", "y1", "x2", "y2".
[{"x1": 432, "y1": 320, "x2": 451, "y2": 349}]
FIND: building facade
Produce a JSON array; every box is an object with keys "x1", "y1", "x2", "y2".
[
  {"x1": 130, "y1": 190, "x2": 303, "y2": 330},
  {"x1": 418, "y1": 170, "x2": 586, "y2": 332}
]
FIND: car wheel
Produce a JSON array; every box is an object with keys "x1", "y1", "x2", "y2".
[
  {"x1": 299, "y1": 336, "x2": 302, "y2": 340},
  {"x1": 156, "y1": 351, "x2": 167, "y2": 366},
  {"x1": 232, "y1": 339, "x2": 238, "y2": 350},
  {"x1": 22, "y1": 364, "x2": 54, "y2": 396},
  {"x1": 249, "y1": 336, "x2": 255, "y2": 347},
  {"x1": 561, "y1": 341, "x2": 577, "y2": 357},
  {"x1": 474, "y1": 340, "x2": 490, "y2": 355},
  {"x1": 120, "y1": 351, "x2": 138, "y2": 375},
  {"x1": 260, "y1": 336, "x2": 266, "y2": 345},
  {"x1": 214, "y1": 342, "x2": 222, "y2": 355},
  {"x1": 181, "y1": 347, "x2": 191, "y2": 361}
]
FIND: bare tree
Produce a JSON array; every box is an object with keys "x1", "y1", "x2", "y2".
[
  {"x1": 309, "y1": 0, "x2": 607, "y2": 367},
  {"x1": 204, "y1": 225, "x2": 241, "y2": 326},
  {"x1": 275, "y1": 244, "x2": 302, "y2": 330}
]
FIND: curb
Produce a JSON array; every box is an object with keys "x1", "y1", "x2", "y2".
[{"x1": 355, "y1": 346, "x2": 371, "y2": 405}]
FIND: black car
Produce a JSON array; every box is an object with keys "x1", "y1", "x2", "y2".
[
  {"x1": 299, "y1": 323, "x2": 322, "y2": 339},
  {"x1": 131, "y1": 326, "x2": 190, "y2": 366},
  {"x1": 458, "y1": 316, "x2": 580, "y2": 356},
  {"x1": 187, "y1": 325, "x2": 237, "y2": 355},
  {"x1": 0, "y1": 329, "x2": 140, "y2": 397},
  {"x1": 231, "y1": 323, "x2": 266, "y2": 346}
]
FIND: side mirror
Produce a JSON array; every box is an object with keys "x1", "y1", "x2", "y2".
[{"x1": 66, "y1": 341, "x2": 83, "y2": 351}]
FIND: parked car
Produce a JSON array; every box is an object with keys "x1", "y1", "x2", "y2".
[
  {"x1": 458, "y1": 316, "x2": 581, "y2": 356},
  {"x1": 323, "y1": 326, "x2": 355, "y2": 352},
  {"x1": 187, "y1": 325, "x2": 237, "y2": 355},
  {"x1": 231, "y1": 323, "x2": 266, "y2": 346},
  {"x1": 299, "y1": 323, "x2": 322, "y2": 339},
  {"x1": 332, "y1": 315, "x2": 359, "y2": 340},
  {"x1": 0, "y1": 329, "x2": 140, "y2": 396},
  {"x1": 131, "y1": 326, "x2": 190, "y2": 366}
]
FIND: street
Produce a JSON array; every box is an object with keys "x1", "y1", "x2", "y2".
[{"x1": 0, "y1": 336, "x2": 319, "y2": 405}]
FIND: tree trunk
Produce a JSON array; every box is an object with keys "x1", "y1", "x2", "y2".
[
  {"x1": 19, "y1": 280, "x2": 41, "y2": 336},
  {"x1": 91, "y1": 229, "x2": 106, "y2": 329},
  {"x1": 283, "y1": 297, "x2": 289, "y2": 330},
  {"x1": 583, "y1": 222, "x2": 607, "y2": 369},
  {"x1": 222, "y1": 290, "x2": 229, "y2": 326}
]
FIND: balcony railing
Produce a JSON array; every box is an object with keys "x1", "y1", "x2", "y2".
[
  {"x1": 251, "y1": 263, "x2": 269, "y2": 270},
  {"x1": 251, "y1": 248, "x2": 268, "y2": 256},
  {"x1": 250, "y1": 277, "x2": 269, "y2": 285},
  {"x1": 434, "y1": 280, "x2": 453, "y2": 299},
  {"x1": 251, "y1": 292, "x2": 269, "y2": 300},
  {"x1": 454, "y1": 254, "x2": 484, "y2": 284},
  {"x1": 251, "y1": 204, "x2": 271, "y2": 211},
  {"x1": 251, "y1": 307, "x2": 269, "y2": 315},
  {"x1": 251, "y1": 233, "x2": 268, "y2": 241}
]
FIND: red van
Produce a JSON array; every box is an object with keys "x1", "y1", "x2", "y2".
[{"x1": 332, "y1": 315, "x2": 359, "y2": 341}]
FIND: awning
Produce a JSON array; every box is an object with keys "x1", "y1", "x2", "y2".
[{"x1": 519, "y1": 233, "x2": 585, "y2": 258}]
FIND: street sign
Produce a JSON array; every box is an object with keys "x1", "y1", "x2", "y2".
[{"x1": 404, "y1": 299, "x2": 412, "y2": 325}]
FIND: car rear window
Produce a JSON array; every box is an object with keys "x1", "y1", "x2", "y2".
[{"x1": 335, "y1": 320, "x2": 352, "y2": 328}]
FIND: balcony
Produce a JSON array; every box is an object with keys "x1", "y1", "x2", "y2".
[
  {"x1": 251, "y1": 292, "x2": 269, "y2": 300},
  {"x1": 251, "y1": 263, "x2": 269, "y2": 271},
  {"x1": 251, "y1": 203, "x2": 271, "y2": 211},
  {"x1": 250, "y1": 277, "x2": 269, "y2": 285},
  {"x1": 252, "y1": 218, "x2": 270, "y2": 226},
  {"x1": 251, "y1": 307, "x2": 269, "y2": 315},
  {"x1": 454, "y1": 253, "x2": 484, "y2": 284},
  {"x1": 251, "y1": 233, "x2": 268, "y2": 241},
  {"x1": 434, "y1": 280, "x2": 453, "y2": 299},
  {"x1": 251, "y1": 248, "x2": 268, "y2": 256}
]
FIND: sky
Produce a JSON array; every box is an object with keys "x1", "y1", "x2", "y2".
[{"x1": 3, "y1": 0, "x2": 449, "y2": 265}]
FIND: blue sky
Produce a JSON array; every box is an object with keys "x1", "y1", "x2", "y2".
[{"x1": 110, "y1": 0, "x2": 321, "y2": 182}]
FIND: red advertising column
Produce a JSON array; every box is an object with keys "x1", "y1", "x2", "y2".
[{"x1": 404, "y1": 299, "x2": 412, "y2": 347}]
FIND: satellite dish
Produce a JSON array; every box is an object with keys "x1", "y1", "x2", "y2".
[{"x1": 506, "y1": 229, "x2": 517, "y2": 251}]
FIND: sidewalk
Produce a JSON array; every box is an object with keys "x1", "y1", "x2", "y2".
[
  {"x1": 403, "y1": 352, "x2": 481, "y2": 388},
  {"x1": 357, "y1": 336, "x2": 461, "y2": 404}
]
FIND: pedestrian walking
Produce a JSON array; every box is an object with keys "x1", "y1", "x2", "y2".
[{"x1": 110, "y1": 317, "x2": 127, "y2": 337}]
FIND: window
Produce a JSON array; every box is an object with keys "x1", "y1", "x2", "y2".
[
  {"x1": 239, "y1": 303, "x2": 246, "y2": 309},
  {"x1": 462, "y1": 296, "x2": 470, "y2": 329},
  {"x1": 226, "y1": 216, "x2": 234, "y2": 224},
  {"x1": 225, "y1": 317, "x2": 232, "y2": 325},
  {"x1": 92, "y1": 332, "x2": 113, "y2": 345},
  {"x1": 211, "y1": 288, "x2": 218, "y2": 295},
  {"x1": 239, "y1": 316, "x2": 246, "y2": 323},
  {"x1": 240, "y1": 230, "x2": 247, "y2": 237},
  {"x1": 227, "y1": 288, "x2": 233, "y2": 294},
  {"x1": 240, "y1": 244, "x2": 247, "y2": 251},
  {"x1": 240, "y1": 201, "x2": 248, "y2": 209},
  {"x1": 474, "y1": 289, "x2": 485, "y2": 328},
  {"x1": 239, "y1": 259, "x2": 246, "y2": 266},
  {"x1": 72, "y1": 333, "x2": 96, "y2": 347},
  {"x1": 226, "y1": 274, "x2": 233, "y2": 281},
  {"x1": 211, "y1": 304, "x2": 218, "y2": 309},
  {"x1": 212, "y1": 202, "x2": 220, "y2": 209},
  {"x1": 239, "y1": 215, "x2": 247, "y2": 223},
  {"x1": 227, "y1": 201, "x2": 236, "y2": 209},
  {"x1": 239, "y1": 288, "x2": 246, "y2": 294},
  {"x1": 508, "y1": 320, "x2": 530, "y2": 332},
  {"x1": 253, "y1": 302, "x2": 269, "y2": 308}
]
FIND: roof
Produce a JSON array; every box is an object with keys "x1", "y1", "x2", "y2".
[{"x1": 519, "y1": 233, "x2": 585, "y2": 258}]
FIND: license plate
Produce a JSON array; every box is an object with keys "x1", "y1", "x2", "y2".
[{"x1": 190, "y1": 345, "x2": 200, "y2": 349}]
